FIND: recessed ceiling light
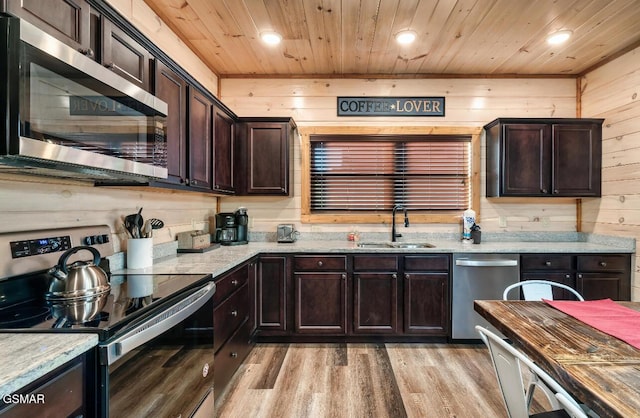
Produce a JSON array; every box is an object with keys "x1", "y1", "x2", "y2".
[
  {"x1": 261, "y1": 31, "x2": 282, "y2": 46},
  {"x1": 546, "y1": 30, "x2": 572, "y2": 45},
  {"x1": 395, "y1": 30, "x2": 417, "y2": 45}
]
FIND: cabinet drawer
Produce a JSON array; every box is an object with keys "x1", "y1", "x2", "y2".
[
  {"x1": 404, "y1": 255, "x2": 450, "y2": 271},
  {"x1": 214, "y1": 264, "x2": 248, "y2": 305},
  {"x1": 214, "y1": 284, "x2": 249, "y2": 352},
  {"x1": 353, "y1": 255, "x2": 398, "y2": 271},
  {"x1": 214, "y1": 319, "x2": 254, "y2": 397},
  {"x1": 521, "y1": 254, "x2": 572, "y2": 271},
  {"x1": 0, "y1": 358, "x2": 84, "y2": 418},
  {"x1": 577, "y1": 254, "x2": 628, "y2": 272},
  {"x1": 293, "y1": 255, "x2": 346, "y2": 271}
]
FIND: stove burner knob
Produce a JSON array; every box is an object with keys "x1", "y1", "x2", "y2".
[
  {"x1": 97, "y1": 234, "x2": 110, "y2": 244},
  {"x1": 83, "y1": 236, "x2": 94, "y2": 245}
]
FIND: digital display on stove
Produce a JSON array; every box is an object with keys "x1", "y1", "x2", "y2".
[{"x1": 10, "y1": 235, "x2": 72, "y2": 258}]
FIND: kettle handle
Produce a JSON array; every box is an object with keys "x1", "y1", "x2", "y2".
[{"x1": 57, "y1": 246, "x2": 102, "y2": 275}]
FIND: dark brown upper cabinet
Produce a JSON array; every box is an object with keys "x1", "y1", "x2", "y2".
[
  {"x1": 5, "y1": 0, "x2": 92, "y2": 56},
  {"x1": 213, "y1": 109, "x2": 235, "y2": 194},
  {"x1": 102, "y1": 19, "x2": 151, "y2": 91},
  {"x1": 154, "y1": 60, "x2": 188, "y2": 186},
  {"x1": 188, "y1": 86, "x2": 213, "y2": 190},
  {"x1": 485, "y1": 118, "x2": 603, "y2": 197},
  {"x1": 236, "y1": 118, "x2": 296, "y2": 196}
]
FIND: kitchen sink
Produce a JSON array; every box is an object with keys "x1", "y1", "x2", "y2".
[{"x1": 356, "y1": 242, "x2": 435, "y2": 249}]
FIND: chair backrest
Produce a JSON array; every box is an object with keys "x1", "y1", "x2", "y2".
[
  {"x1": 503, "y1": 280, "x2": 585, "y2": 301},
  {"x1": 476, "y1": 325, "x2": 587, "y2": 418}
]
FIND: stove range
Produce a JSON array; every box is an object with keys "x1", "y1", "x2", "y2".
[{"x1": 0, "y1": 271, "x2": 212, "y2": 340}]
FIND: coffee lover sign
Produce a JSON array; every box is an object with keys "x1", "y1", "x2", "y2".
[{"x1": 337, "y1": 96, "x2": 445, "y2": 117}]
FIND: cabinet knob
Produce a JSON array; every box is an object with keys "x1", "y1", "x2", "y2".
[
  {"x1": 231, "y1": 310, "x2": 238, "y2": 317},
  {"x1": 317, "y1": 260, "x2": 324, "y2": 267},
  {"x1": 553, "y1": 189, "x2": 559, "y2": 194},
  {"x1": 392, "y1": 274, "x2": 397, "y2": 279},
  {"x1": 565, "y1": 274, "x2": 571, "y2": 279},
  {"x1": 231, "y1": 279, "x2": 239, "y2": 286},
  {"x1": 541, "y1": 189, "x2": 548, "y2": 193},
  {"x1": 405, "y1": 274, "x2": 410, "y2": 279},
  {"x1": 599, "y1": 261, "x2": 607, "y2": 267},
  {"x1": 341, "y1": 274, "x2": 346, "y2": 280},
  {"x1": 577, "y1": 274, "x2": 583, "y2": 279},
  {"x1": 78, "y1": 47, "x2": 94, "y2": 58},
  {"x1": 230, "y1": 352, "x2": 238, "y2": 358},
  {"x1": 545, "y1": 261, "x2": 552, "y2": 266}
]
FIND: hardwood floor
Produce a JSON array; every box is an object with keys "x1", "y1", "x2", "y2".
[{"x1": 214, "y1": 343, "x2": 507, "y2": 418}]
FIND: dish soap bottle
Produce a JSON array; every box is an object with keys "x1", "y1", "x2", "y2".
[{"x1": 462, "y1": 208, "x2": 476, "y2": 241}]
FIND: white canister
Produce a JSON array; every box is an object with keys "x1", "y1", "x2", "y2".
[
  {"x1": 462, "y1": 208, "x2": 476, "y2": 240},
  {"x1": 127, "y1": 238, "x2": 153, "y2": 269}
]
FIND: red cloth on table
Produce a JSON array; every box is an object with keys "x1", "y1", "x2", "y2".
[{"x1": 544, "y1": 298, "x2": 640, "y2": 350}]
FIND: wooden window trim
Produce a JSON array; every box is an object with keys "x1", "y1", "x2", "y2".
[{"x1": 300, "y1": 126, "x2": 482, "y2": 224}]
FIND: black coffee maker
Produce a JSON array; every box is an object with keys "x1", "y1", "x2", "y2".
[{"x1": 214, "y1": 207, "x2": 249, "y2": 245}]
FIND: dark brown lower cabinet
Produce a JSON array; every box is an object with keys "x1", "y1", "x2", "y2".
[
  {"x1": 0, "y1": 350, "x2": 96, "y2": 418},
  {"x1": 256, "y1": 256, "x2": 288, "y2": 333},
  {"x1": 520, "y1": 253, "x2": 631, "y2": 301},
  {"x1": 353, "y1": 272, "x2": 398, "y2": 334},
  {"x1": 294, "y1": 273, "x2": 347, "y2": 334},
  {"x1": 404, "y1": 272, "x2": 449, "y2": 335},
  {"x1": 213, "y1": 263, "x2": 254, "y2": 401}
]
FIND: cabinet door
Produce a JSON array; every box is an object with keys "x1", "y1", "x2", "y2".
[
  {"x1": 257, "y1": 256, "x2": 288, "y2": 331},
  {"x1": 520, "y1": 273, "x2": 576, "y2": 300},
  {"x1": 154, "y1": 61, "x2": 187, "y2": 185},
  {"x1": 353, "y1": 273, "x2": 398, "y2": 334},
  {"x1": 577, "y1": 273, "x2": 628, "y2": 301},
  {"x1": 188, "y1": 87, "x2": 213, "y2": 190},
  {"x1": 241, "y1": 122, "x2": 289, "y2": 195},
  {"x1": 213, "y1": 109, "x2": 235, "y2": 193},
  {"x1": 404, "y1": 273, "x2": 449, "y2": 335},
  {"x1": 552, "y1": 123, "x2": 601, "y2": 196},
  {"x1": 295, "y1": 273, "x2": 347, "y2": 334},
  {"x1": 6, "y1": 0, "x2": 91, "y2": 55},
  {"x1": 502, "y1": 124, "x2": 551, "y2": 196},
  {"x1": 102, "y1": 20, "x2": 151, "y2": 91}
]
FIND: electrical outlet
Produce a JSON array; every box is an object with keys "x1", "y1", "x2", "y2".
[{"x1": 499, "y1": 216, "x2": 507, "y2": 228}]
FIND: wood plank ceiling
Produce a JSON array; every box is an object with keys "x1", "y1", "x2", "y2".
[{"x1": 143, "y1": 0, "x2": 640, "y2": 78}]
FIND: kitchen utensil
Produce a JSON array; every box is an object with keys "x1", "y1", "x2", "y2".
[
  {"x1": 142, "y1": 219, "x2": 153, "y2": 238},
  {"x1": 148, "y1": 218, "x2": 164, "y2": 230},
  {"x1": 46, "y1": 246, "x2": 110, "y2": 299},
  {"x1": 124, "y1": 207, "x2": 144, "y2": 238}
]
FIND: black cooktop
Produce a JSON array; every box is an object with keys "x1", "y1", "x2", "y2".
[{"x1": 0, "y1": 272, "x2": 212, "y2": 341}]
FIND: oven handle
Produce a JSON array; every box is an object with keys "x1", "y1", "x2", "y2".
[{"x1": 102, "y1": 281, "x2": 216, "y2": 365}]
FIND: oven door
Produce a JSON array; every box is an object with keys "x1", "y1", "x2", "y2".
[{"x1": 99, "y1": 282, "x2": 215, "y2": 418}]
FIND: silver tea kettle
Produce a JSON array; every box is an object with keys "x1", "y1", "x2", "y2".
[{"x1": 47, "y1": 246, "x2": 110, "y2": 299}]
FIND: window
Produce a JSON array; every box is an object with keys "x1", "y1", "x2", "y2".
[{"x1": 309, "y1": 135, "x2": 471, "y2": 211}]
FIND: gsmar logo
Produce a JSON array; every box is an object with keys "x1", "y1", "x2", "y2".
[{"x1": 3, "y1": 393, "x2": 45, "y2": 404}]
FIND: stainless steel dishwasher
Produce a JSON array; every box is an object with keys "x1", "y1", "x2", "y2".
[{"x1": 452, "y1": 253, "x2": 520, "y2": 339}]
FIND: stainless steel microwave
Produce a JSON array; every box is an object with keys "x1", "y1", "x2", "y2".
[{"x1": 0, "y1": 16, "x2": 168, "y2": 183}]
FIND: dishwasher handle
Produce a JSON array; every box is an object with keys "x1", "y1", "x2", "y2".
[
  {"x1": 455, "y1": 259, "x2": 518, "y2": 267},
  {"x1": 102, "y1": 281, "x2": 216, "y2": 365}
]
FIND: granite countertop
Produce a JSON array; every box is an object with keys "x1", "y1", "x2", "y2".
[
  {"x1": 0, "y1": 333, "x2": 98, "y2": 398},
  {"x1": 115, "y1": 237, "x2": 636, "y2": 276}
]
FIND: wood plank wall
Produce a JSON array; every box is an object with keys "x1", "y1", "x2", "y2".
[
  {"x1": 580, "y1": 46, "x2": 640, "y2": 300},
  {"x1": 220, "y1": 78, "x2": 579, "y2": 235}
]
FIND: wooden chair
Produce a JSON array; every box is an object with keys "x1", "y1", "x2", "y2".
[
  {"x1": 503, "y1": 280, "x2": 585, "y2": 301},
  {"x1": 476, "y1": 325, "x2": 589, "y2": 418}
]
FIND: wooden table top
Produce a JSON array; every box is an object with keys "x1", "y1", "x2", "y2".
[{"x1": 474, "y1": 300, "x2": 640, "y2": 418}]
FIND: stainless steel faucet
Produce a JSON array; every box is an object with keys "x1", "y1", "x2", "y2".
[{"x1": 391, "y1": 204, "x2": 409, "y2": 242}]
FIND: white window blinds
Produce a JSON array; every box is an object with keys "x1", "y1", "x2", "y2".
[{"x1": 310, "y1": 135, "x2": 471, "y2": 211}]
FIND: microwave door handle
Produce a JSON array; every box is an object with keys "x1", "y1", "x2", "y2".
[{"x1": 103, "y1": 282, "x2": 215, "y2": 365}]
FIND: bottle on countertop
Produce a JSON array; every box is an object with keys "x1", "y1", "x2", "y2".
[{"x1": 462, "y1": 208, "x2": 476, "y2": 241}]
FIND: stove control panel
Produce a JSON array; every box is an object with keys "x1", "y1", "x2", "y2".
[
  {"x1": 10, "y1": 236, "x2": 72, "y2": 258},
  {"x1": 0, "y1": 225, "x2": 114, "y2": 280}
]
